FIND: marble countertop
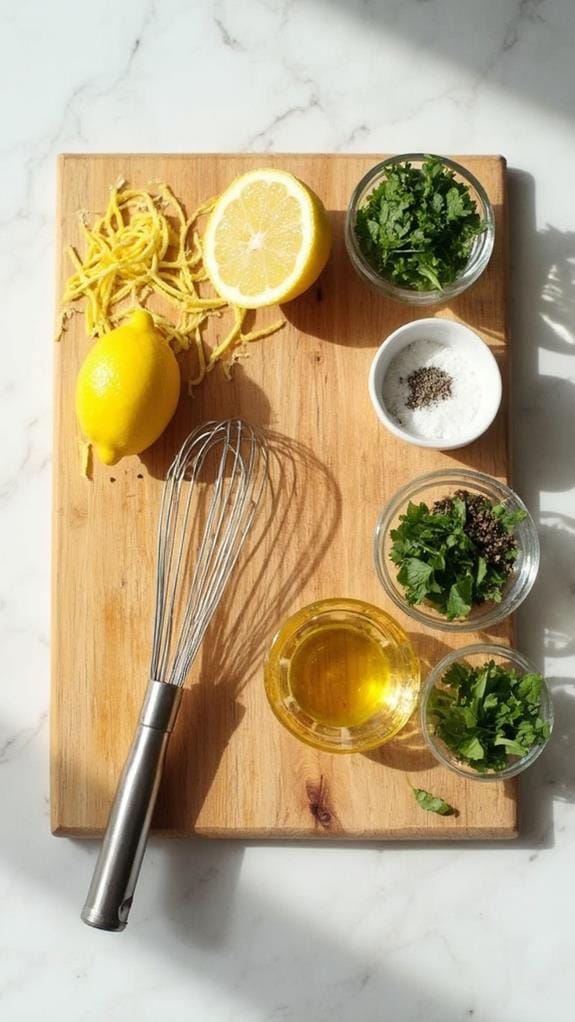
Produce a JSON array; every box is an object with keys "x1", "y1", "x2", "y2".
[{"x1": 2, "y1": 0, "x2": 575, "y2": 1019}]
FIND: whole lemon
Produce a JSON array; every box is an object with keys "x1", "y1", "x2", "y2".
[{"x1": 75, "y1": 310, "x2": 180, "y2": 465}]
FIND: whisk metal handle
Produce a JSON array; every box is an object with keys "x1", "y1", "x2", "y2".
[{"x1": 81, "y1": 680, "x2": 182, "y2": 932}]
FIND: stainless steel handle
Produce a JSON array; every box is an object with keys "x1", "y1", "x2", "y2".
[{"x1": 81, "y1": 680, "x2": 182, "y2": 932}]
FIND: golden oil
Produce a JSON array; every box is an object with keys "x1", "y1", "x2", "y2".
[
  {"x1": 265, "y1": 598, "x2": 420, "y2": 752},
  {"x1": 288, "y1": 621, "x2": 392, "y2": 727}
]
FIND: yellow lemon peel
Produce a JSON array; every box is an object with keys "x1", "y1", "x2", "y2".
[
  {"x1": 58, "y1": 180, "x2": 284, "y2": 383},
  {"x1": 75, "y1": 309, "x2": 181, "y2": 466}
]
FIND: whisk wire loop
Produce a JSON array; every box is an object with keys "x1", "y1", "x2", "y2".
[{"x1": 149, "y1": 419, "x2": 267, "y2": 688}]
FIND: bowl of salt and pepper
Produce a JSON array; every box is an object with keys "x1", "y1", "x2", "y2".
[{"x1": 368, "y1": 317, "x2": 502, "y2": 451}]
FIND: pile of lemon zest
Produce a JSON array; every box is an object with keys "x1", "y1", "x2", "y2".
[{"x1": 59, "y1": 181, "x2": 284, "y2": 381}]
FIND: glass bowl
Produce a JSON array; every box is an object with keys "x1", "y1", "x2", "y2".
[
  {"x1": 421, "y1": 643, "x2": 554, "y2": 780},
  {"x1": 374, "y1": 469, "x2": 540, "y2": 632},
  {"x1": 264, "y1": 597, "x2": 420, "y2": 753},
  {"x1": 345, "y1": 153, "x2": 495, "y2": 306}
]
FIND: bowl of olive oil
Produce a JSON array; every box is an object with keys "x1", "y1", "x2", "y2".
[{"x1": 264, "y1": 598, "x2": 420, "y2": 753}]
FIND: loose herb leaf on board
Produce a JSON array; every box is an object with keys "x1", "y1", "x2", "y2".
[
  {"x1": 410, "y1": 786, "x2": 457, "y2": 817},
  {"x1": 354, "y1": 156, "x2": 486, "y2": 292}
]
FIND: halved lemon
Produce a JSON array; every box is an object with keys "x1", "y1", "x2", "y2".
[{"x1": 202, "y1": 168, "x2": 332, "y2": 308}]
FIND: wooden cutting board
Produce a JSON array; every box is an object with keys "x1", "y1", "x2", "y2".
[{"x1": 51, "y1": 153, "x2": 516, "y2": 839}]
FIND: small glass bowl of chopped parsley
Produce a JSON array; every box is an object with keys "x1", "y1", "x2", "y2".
[
  {"x1": 346, "y1": 154, "x2": 495, "y2": 305},
  {"x1": 374, "y1": 469, "x2": 539, "y2": 631},
  {"x1": 421, "y1": 644, "x2": 553, "y2": 780}
]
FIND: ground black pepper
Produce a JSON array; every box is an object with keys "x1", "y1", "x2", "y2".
[{"x1": 406, "y1": 365, "x2": 453, "y2": 410}]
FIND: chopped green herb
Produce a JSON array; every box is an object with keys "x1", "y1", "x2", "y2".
[
  {"x1": 390, "y1": 489, "x2": 525, "y2": 620},
  {"x1": 410, "y1": 785, "x2": 457, "y2": 816},
  {"x1": 354, "y1": 156, "x2": 486, "y2": 291},
  {"x1": 429, "y1": 659, "x2": 551, "y2": 773}
]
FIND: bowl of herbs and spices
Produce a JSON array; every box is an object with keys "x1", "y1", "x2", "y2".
[
  {"x1": 421, "y1": 644, "x2": 553, "y2": 780},
  {"x1": 345, "y1": 154, "x2": 495, "y2": 305},
  {"x1": 374, "y1": 469, "x2": 539, "y2": 631}
]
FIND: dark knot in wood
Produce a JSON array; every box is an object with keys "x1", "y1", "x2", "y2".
[{"x1": 306, "y1": 775, "x2": 332, "y2": 829}]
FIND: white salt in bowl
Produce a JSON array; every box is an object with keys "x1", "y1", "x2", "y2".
[{"x1": 368, "y1": 318, "x2": 502, "y2": 450}]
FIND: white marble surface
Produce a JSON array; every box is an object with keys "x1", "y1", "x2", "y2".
[{"x1": 2, "y1": 0, "x2": 575, "y2": 1018}]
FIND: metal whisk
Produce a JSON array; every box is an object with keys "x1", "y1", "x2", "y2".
[{"x1": 81, "y1": 419, "x2": 268, "y2": 931}]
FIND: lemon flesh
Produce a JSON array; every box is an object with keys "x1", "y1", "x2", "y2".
[
  {"x1": 75, "y1": 310, "x2": 181, "y2": 466},
  {"x1": 202, "y1": 169, "x2": 331, "y2": 309}
]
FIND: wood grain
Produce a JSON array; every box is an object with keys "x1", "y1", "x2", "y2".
[{"x1": 51, "y1": 153, "x2": 516, "y2": 839}]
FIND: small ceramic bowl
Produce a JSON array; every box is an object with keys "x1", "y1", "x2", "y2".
[
  {"x1": 264, "y1": 597, "x2": 420, "y2": 753},
  {"x1": 373, "y1": 469, "x2": 540, "y2": 633},
  {"x1": 368, "y1": 317, "x2": 502, "y2": 450},
  {"x1": 345, "y1": 153, "x2": 495, "y2": 305},
  {"x1": 421, "y1": 644, "x2": 554, "y2": 780}
]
